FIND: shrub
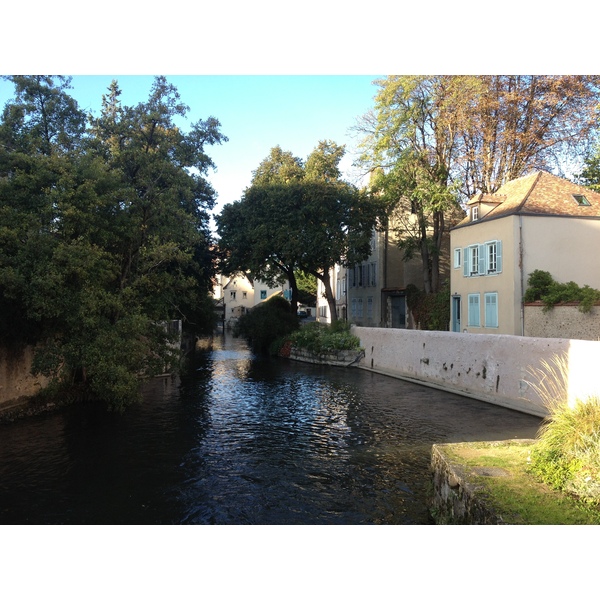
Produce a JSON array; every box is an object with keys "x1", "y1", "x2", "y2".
[
  {"x1": 406, "y1": 282, "x2": 450, "y2": 330},
  {"x1": 288, "y1": 320, "x2": 361, "y2": 355},
  {"x1": 527, "y1": 355, "x2": 600, "y2": 504},
  {"x1": 524, "y1": 270, "x2": 600, "y2": 313},
  {"x1": 234, "y1": 295, "x2": 299, "y2": 354}
]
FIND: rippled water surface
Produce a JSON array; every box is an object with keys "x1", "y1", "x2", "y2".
[{"x1": 0, "y1": 333, "x2": 542, "y2": 524}]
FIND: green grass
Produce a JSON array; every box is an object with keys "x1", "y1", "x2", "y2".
[{"x1": 443, "y1": 441, "x2": 600, "y2": 525}]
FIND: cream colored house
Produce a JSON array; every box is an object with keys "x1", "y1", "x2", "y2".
[
  {"x1": 450, "y1": 171, "x2": 600, "y2": 335},
  {"x1": 212, "y1": 273, "x2": 290, "y2": 325}
]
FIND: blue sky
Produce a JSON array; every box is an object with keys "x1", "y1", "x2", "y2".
[{"x1": 1, "y1": 75, "x2": 380, "y2": 228}]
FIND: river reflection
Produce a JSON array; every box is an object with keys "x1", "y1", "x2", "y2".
[{"x1": 0, "y1": 332, "x2": 542, "y2": 524}]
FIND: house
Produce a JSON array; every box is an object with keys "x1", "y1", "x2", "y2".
[
  {"x1": 317, "y1": 214, "x2": 449, "y2": 327},
  {"x1": 450, "y1": 170, "x2": 600, "y2": 336},
  {"x1": 212, "y1": 273, "x2": 291, "y2": 326}
]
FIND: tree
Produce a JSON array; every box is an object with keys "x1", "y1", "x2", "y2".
[
  {"x1": 456, "y1": 75, "x2": 600, "y2": 197},
  {"x1": 216, "y1": 142, "x2": 379, "y2": 321},
  {"x1": 0, "y1": 76, "x2": 227, "y2": 409},
  {"x1": 356, "y1": 75, "x2": 600, "y2": 293}
]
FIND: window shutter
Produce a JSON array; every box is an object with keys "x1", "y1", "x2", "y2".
[
  {"x1": 463, "y1": 248, "x2": 469, "y2": 277},
  {"x1": 496, "y1": 241, "x2": 502, "y2": 273},
  {"x1": 478, "y1": 244, "x2": 485, "y2": 275}
]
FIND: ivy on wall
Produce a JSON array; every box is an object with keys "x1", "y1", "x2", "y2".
[{"x1": 406, "y1": 283, "x2": 450, "y2": 331}]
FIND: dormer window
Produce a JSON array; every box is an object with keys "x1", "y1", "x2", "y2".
[
  {"x1": 472, "y1": 206, "x2": 479, "y2": 221},
  {"x1": 573, "y1": 194, "x2": 591, "y2": 206}
]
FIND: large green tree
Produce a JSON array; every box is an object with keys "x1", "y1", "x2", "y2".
[
  {"x1": 216, "y1": 141, "x2": 378, "y2": 321},
  {"x1": 0, "y1": 76, "x2": 226, "y2": 409},
  {"x1": 356, "y1": 75, "x2": 600, "y2": 293}
]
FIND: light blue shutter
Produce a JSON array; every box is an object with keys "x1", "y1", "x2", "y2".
[
  {"x1": 478, "y1": 244, "x2": 485, "y2": 275},
  {"x1": 496, "y1": 241, "x2": 502, "y2": 273},
  {"x1": 463, "y1": 248, "x2": 469, "y2": 277}
]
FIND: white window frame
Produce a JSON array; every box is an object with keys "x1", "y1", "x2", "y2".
[
  {"x1": 472, "y1": 206, "x2": 479, "y2": 221},
  {"x1": 468, "y1": 293, "x2": 480, "y2": 327},
  {"x1": 465, "y1": 244, "x2": 483, "y2": 276},
  {"x1": 230, "y1": 291, "x2": 236, "y2": 300},
  {"x1": 484, "y1": 292, "x2": 498, "y2": 328},
  {"x1": 454, "y1": 248, "x2": 461, "y2": 269},
  {"x1": 485, "y1": 240, "x2": 502, "y2": 274}
]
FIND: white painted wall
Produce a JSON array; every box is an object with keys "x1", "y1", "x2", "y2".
[{"x1": 353, "y1": 326, "x2": 600, "y2": 417}]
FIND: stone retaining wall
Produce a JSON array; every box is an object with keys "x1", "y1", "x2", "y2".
[
  {"x1": 0, "y1": 345, "x2": 51, "y2": 407},
  {"x1": 429, "y1": 443, "x2": 508, "y2": 524},
  {"x1": 524, "y1": 303, "x2": 600, "y2": 341},
  {"x1": 289, "y1": 347, "x2": 364, "y2": 367},
  {"x1": 353, "y1": 326, "x2": 600, "y2": 417}
]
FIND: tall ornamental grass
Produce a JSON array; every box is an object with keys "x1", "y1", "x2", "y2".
[{"x1": 528, "y1": 355, "x2": 600, "y2": 504}]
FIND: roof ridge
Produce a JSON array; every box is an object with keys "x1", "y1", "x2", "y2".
[{"x1": 514, "y1": 170, "x2": 543, "y2": 213}]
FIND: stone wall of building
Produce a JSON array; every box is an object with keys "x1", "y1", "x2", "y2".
[{"x1": 524, "y1": 303, "x2": 600, "y2": 341}]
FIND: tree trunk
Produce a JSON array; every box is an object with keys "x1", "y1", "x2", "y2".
[
  {"x1": 312, "y1": 269, "x2": 338, "y2": 322},
  {"x1": 286, "y1": 268, "x2": 299, "y2": 315}
]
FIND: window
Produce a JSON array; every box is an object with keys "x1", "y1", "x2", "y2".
[
  {"x1": 463, "y1": 241, "x2": 502, "y2": 276},
  {"x1": 260, "y1": 290, "x2": 267, "y2": 300},
  {"x1": 454, "y1": 248, "x2": 461, "y2": 269},
  {"x1": 573, "y1": 194, "x2": 591, "y2": 206},
  {"x1": 485, "y1": 293, "x2": 498, "y2": 328},
  {"x1": 463, "y1": 244, "x2": 482, "y2": 276},
  {"x1": 230, "y1": 291, "x2": 236, "y2": 299},
  {"x1": 370, "y1": 263, "x2": 377, "y2": 287},
  {"x1": 472, "y1": 206, "x2": 479, "y2": 221},
  {"x1": 242, "y1": 292, "x2": 247, "y2": 299},
  {"x1": 485, "y1": 240, "x2": 502, "y2": 274},
  {"x1": 468, "y1": 294, "x2": 480, "y2": 327},
  {"x1": 367, "y1": 297, "x2": 373, "y2": 319}
]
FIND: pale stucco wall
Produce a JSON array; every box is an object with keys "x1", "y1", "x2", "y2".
[
  {"x1": 353, "y1": 326, "x2": 600, "y2": 417},
  {"x1": 450, "y1": 216, "x2": 521, "y2": 335},
  {"x1": 524, "y1": 304, "x2": 600, "y2": 341},
  {"x1": 522, "y1": 216, "x2": 600, "y2": 289}
]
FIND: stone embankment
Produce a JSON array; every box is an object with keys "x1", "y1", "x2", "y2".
[
  {"x1": 429, "y1": 441, "x2": 535, "y2": 524},
  {"x1": 288, "y1": 347, "x2": 364, "y2": 367}
]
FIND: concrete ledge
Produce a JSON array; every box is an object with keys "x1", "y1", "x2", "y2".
[
  {"x1": 289, "y1": 347, "x2": 364, "y2": 367},
  {"x1": 352, "y1": 326, "x2": 600, "y2": 417},
  {"x1": 429, "y1": 441, "x2": 535, "y2": 524}
]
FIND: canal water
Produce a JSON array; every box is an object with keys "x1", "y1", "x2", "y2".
[{"x1": 0, "y1": 333, "x2": 542, "y2": 525}]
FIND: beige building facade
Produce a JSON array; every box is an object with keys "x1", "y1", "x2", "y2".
[
  {"x1": 450, "y1": 171, "x2": 600, "y2": 336},
  {"x1": 213, "y1": 273, "x2": 291, "y2": 325}
]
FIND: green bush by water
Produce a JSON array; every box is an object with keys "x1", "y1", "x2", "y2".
[
  {"x1": 234, "y1": 296, "x2": 299, "y2": 354},
  {"x1": 287, "y1": 321, "x2": 361, "y2": 355}
]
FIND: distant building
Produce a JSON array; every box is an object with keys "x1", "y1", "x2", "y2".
[{"x1": 212, "y1": 273, "x2": 291, "y2": 326}]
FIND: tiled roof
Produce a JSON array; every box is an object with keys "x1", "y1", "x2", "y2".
[{"x1": 454, "y1": 171, "x2": 600, "y2": 228}]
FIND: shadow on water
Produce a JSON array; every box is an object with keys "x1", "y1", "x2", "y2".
[{"x1": 0, "y1": 332, "x2": 542, "y2": 524}]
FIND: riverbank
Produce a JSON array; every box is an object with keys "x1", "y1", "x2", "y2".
[{"x1": 430, "y1": 440, "x2": 600, "y2": 524}]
